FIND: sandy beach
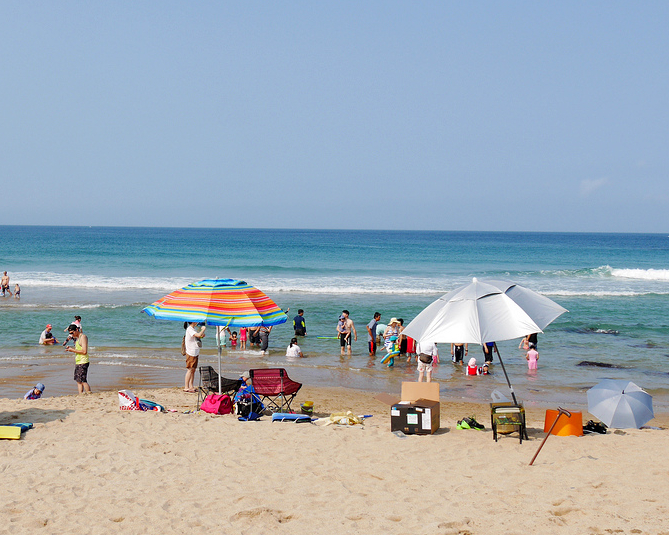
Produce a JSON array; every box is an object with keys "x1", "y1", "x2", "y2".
[{"x1": 2, "y1": 385, "x2": 668, "y2": 535}]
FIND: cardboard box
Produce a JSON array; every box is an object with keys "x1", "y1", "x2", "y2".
[{"x1": 377, "y1": 382, "x2": 440, "y2": 435}]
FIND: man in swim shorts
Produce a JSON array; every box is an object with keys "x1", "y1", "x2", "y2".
[
  {"x1": 1, "y1": 271, "x2": 11, "y2": 297},
  {"x1": 451, "y1": 342, "x2": 468, "y2": 365},
  {"x1": 340, "y1": 310, "x2": 357, "y2": 357}
]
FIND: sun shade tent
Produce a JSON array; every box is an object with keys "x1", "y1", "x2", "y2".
[
  {"x1": 142, "y1": 279, "x2": 287, "y2": 393},
  {"x1": 401, "y1": 278, "x2": 568, "y2": 404}
]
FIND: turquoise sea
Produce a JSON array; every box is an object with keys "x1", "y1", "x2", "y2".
[{"x1": 1, "y1": 226, "x2": 668, "y2": 410}]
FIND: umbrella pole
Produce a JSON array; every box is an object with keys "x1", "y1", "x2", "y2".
[{"x1": 496, "y1": 348, "x2": 518, "y2": 406}]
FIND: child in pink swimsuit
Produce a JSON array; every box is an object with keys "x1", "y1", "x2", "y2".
[
  {"x1": 526, "y1": 343, "x2": 539, "y2": 370},
  {"x1": 239, "y1": 327, "x2": 247, "y2": 350}
]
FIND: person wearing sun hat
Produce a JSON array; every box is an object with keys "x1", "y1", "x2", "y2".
[
  {"x1": 466, "y1": 357, "x2": 480, "y2": 376},
  {"x1": 383, "y1": 318, "x2": 401, "y2": 353},
  {"x1": 39, "y1": 324, "x2": 59, "y2": 345},
  {"x1": 24, "y1": 382, "x2": 45, "y2": 400}
]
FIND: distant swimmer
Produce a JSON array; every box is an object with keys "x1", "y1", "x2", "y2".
[{"x1": 1, "y1": 271, "x2": 11, "y2": 297}]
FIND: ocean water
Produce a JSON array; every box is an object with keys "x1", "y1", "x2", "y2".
[{"x1": 1, "y1": 226, "x2": 668, "y2": 410}]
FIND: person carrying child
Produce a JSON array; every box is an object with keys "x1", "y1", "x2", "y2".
[
  {"x1": 63, "y1": 315, "x2": 82, "y2": 346},
  {"x1": 24, "y1": 383, "x2": 45, "y2": 400}
]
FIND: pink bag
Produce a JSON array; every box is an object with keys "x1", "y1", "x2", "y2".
[{"x1": 200, "y1": 393, "x2": 233, "y2": 415}]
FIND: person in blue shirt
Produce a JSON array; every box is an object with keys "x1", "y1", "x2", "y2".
[
  {"x1": 293, "y1": 309, "x2": 307, "y2": 336},
  {"x1": 24, "y1": 383, "x2": 45, "y2": 400}
]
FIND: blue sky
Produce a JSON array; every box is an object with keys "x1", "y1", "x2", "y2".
[{"x1": 1, "y1": 2, "x2": 667, "y2": 232}]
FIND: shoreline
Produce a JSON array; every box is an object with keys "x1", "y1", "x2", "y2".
[
  {"x1": 1, "y1": 385, "x2": 668, "y2": 534},
  {"x1": 3, "y1": 358, "x2": 669, "y2": 415}
]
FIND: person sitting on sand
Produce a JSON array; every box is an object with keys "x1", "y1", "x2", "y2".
[
  {"x1": 526, "y1": 343, "x2": 539, "y2": 370},
  {"x1": 39, "y1": 324, "x2": 59, "y2": 345},
  {"x1": 286, "y1": 337, "x2": 303, "y2": 359},
  {"x1": 466, "y1": 357, "x2": 480, "y2": 376},
  {"x1": 24, "y1": 383, "x2": 45, "y2": 400}
]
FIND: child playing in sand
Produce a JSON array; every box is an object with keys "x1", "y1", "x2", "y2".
[
  {"x1": 239, "y1": 327, "x2": 247, "y2": 350},
  {"x1": 526, "y1": 343, "x2": 539, "y2": 370},
  {"x1": 24, "y1": 383, "x2": 45, "y2": 400},
  {"x1": 230, "y1": 331, "x2": 238, "y2": 347}
]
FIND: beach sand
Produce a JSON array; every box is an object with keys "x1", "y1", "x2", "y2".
[{"x1": 1, "y1": 385, "x2": 668, "y2": 535}]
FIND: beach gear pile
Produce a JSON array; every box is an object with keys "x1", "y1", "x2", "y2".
[
  {"x1": 118, "y1": 390, "x2": 165, "y2": 412},
  {"x1": 457, "y1": 416, "x2": 485, "y2": 430},
  {"x1": 322, "y1": 411, "x2": 365, "y2": 426}
]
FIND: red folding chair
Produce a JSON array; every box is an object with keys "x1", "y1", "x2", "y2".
[{"x1": 249, "y1": 368, "x2": 302, "y2": 413}]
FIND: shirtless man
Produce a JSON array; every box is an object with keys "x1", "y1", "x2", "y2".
[
  {"x1": 341, "y1": 310, "x2": 357, "y2": 357},
  {"x1": 1, "y1": 272, "x2": 11, "y2": 297}
]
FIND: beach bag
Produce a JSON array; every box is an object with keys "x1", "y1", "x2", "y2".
[
  {"x1": 181, "y1": 335, "x2": 187, "y2": 356},
  {"x1": 419, "y1": 353, "x2": 433, "y2": 364},
  {"x1": 118, "y1": 389, "x2": 142, "y2": 411},
  {"x1": 200, "y1": 393, "x2": 232, "y2": 415}
]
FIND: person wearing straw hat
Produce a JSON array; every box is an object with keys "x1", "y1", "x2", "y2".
[{"x1": 383, "y1": 318, "x2": 401, "y2": 353}]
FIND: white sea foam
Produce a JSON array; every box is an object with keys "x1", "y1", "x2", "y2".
[{"x1": 610, "y1": 267, "x2": 669, "y2": 281}]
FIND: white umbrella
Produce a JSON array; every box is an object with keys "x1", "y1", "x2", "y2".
[
  {"x1": 401, "y1": 278, "x2": 568, "y2": 404},
  {"x1": 587, "y1": 379, "x2": 654, "y2": 429}
]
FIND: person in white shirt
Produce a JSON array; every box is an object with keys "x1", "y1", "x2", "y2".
[
  {"x1": 416, "y1": 340, "x2": 438, "y2": 382},
  {"x1": 285, "y1": 337, "x2": 303, "y2": 359},
  {"x1": 39, "y1": 324, "x2": 58, "y2": 345},
  {"x1": 184, "y1": 321, "x2": 206, "y2": 392}
]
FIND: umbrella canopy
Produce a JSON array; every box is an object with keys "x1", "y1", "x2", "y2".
[
  {"x1": 401, "y1": 278, "x2": 567, "y2": 405},
  {"x1": 401, "y1": 278, "x2": 567, "y2": 344},
  {"x1": 142, "y1": 278, "x2": 287, "y2": 395},
  {"x1": 142, "y1": 279, "x2": 287, "y2": 328},
  {"x1": 587, "y1": 379, "x2": 654, "y2": 429}
]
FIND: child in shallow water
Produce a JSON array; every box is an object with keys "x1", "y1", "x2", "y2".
[
  {"x1": 526, "y1": 343, "x2": 539, "y2": 370},
  {"x1": 230, "y1": 331, "x2": 238, "y2": 347},
  {"x1": 239, "y1": 327, "x2": 247, "y2": 350}
]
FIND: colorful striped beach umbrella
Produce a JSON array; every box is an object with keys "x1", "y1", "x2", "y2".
[
  {"x1": 142, "y1": 278, "x2": 288, "y2": 328},
  {"x1": 143, "y1": 279, "x2": 287, "y2": 395}
]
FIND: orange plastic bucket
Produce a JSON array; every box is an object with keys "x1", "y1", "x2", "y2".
[{"x1": 543, "y1": 409, "x2": 583, "y2": 436}]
